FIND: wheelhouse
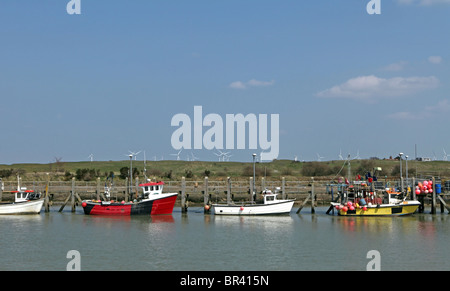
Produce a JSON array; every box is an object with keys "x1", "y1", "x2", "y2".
[{"x1": 139, "y1": 181, "x2": 164, "y2": 199}]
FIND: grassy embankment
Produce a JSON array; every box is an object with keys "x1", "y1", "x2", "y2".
[{"x1": 1, "y1": 158, "x2": 450, "y2": 182}]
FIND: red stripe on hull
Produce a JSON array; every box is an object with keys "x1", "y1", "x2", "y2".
[
  {"x1": 87, "y1": 204, "x2": 132, "y2": 216},
  {"x1": 82, "y1": 194, "x2": 178, "y2": 216},
  {"x1": 151, "y1": 194, "x2": 178, "y2": 215}
]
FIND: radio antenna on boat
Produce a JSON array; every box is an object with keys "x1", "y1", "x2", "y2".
[{"x1": 143, "y1": 150, "x2": 147, "y2": 179}]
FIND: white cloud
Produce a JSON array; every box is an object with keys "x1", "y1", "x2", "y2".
[
  {"x1": 388, "y1": 99, "x2": 450, "y2": 120},
  {"x1": 382, "y1": 61, "x2": 408, "y2": 71},
  {"x1": 229, "y1": 79, "x2": 275, "y2": 89},
  {"x1": 428, "y1": 56, "x2": 443, "y2": 64},
  {"x1": 317, "y1": 75, "x2": 439, "y2": 101},
  {"x1": 229, "y1": 81, "x2": 247, "y2": 89}
]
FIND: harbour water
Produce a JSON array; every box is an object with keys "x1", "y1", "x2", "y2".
[{"x1": 1, "y1": 206, "x2": 450, "y2": 271}]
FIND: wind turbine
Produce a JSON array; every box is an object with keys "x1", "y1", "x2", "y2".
[
  {"x1": 190, "y1": 152, "x2": 199, "y2": 161},
  {"x1": 224, "y1": 152, "x2": 232, "y2": 161},
  {"x1": 88, "y1": 154, "x2": 94, "y2": 162},
  {"x1": 214, "y1": 150, "x2": 229, "y2": 161},
  {"x1": 338, "y1": 149, "x2": 343, "y2": 160},
  {"x1": 353, "y1": 149, "x2": 360, "y2": 160},
  {"x1": 443, "y1": 148, "x2": 450, "y2": 161},
  {"x1": 171, "y1": 149, "x2": 182, "y2": 161},
  {"x1": 316, "y1": 153, "x2": 324, "y2": 162},
  {"x1": 128, "y1": 150, "x2": 142, "y2": 160}
]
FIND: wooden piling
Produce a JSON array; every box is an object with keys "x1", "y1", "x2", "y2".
[
  {"x1": 437, "y1": 195, "x2": 450, "y2": 214},
  {"x1": 297, "y1": 177, "x2": 315, "y2": 214},
  {"x1": 125, "y1": 177, "x2": 129, "y2": 202},
  {"x1": 227, "y1": 177, "x2": 231, "y2": 204},
  {"x1": 59, "y1": 177, "x2": 76, "y2": 212},
  {"x1": 181, "y1": 176, "x2": 187, "y2": 213},
  {"x1": 282, "y1": 177, "x2": 286, "y2": 199},
  {"x1": 71, "y1": 178, "x2": 76, "y2": 212},
  {"x1": 431, "y1": 177, "x2": 437, "y2": 214},
  {"x1": 204, "y1": 176, "x2": 210, "y2": 213},
  {"x1": 0, "y1": 178, "x2": 3, "y2": 202},
  {"x1": 311, "y1": 178, "x2": 315, "y2": 214},
  {"x1": 96, "y1": 178, "x2": 101, "y2": 201},
  {"x1": 44, "y1": 176, "x2": 50, "y2": 212},
  {"x1": 134, "y1": 177, "x2": 139, "y2": 201},
  {"x1": 250, "y1": 177, "x2": 254, "y2": 202}
]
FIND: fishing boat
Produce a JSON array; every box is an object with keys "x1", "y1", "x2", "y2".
[
  {"x1": 330, "y1": 185, "x2": 420, "y2": 216},
  {"x1": 212, "y1": 188, "x2": 295, "y2": 215},
  {"x1": 82, "y1": 180, "x2": 177, "y2": 216},
  {"x1": 0, "y1": 188, "x2": 44, "y2": 215}
]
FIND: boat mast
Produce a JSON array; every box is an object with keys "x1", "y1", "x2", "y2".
[{"x1": 17, "y1": 175, "x2": 21, "y2": 191}]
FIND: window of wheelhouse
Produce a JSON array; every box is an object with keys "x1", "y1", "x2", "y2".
[{"x1": 266, "y1": 195, "x2": 274, "y2": 201}]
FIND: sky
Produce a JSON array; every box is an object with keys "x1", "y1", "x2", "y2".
[{"x1": 0, "y1": 0, "x2": 449, "y2": 164}]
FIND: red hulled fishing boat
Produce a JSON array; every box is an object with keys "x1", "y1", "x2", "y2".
[{"x1": 81, "y1": 181, "x2": 177, "y2": 216}]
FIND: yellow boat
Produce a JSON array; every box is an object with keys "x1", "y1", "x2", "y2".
[{"x1": 330, "y1": 189, "x2": 420, "y2": 216}]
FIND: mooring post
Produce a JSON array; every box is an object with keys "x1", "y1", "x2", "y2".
[
  {"x1": 412, "y1": 177, "x2": 416, "y2": 200},
  {"x1": 44, "y1": 175, "x2": 50, "y2": 212},
  {"x1": 282, "y1": 177, "x2": 286, "y2": 199},
  {"x1": 250, "y1": 177, "x2": 254, "y2": 203},
  {"x1": 297, "y1": 177, "x2": 315, "y2": 214},
  {"x1": 204, "y1": 176, "x2": 209, "y2": 213},
  {"x1": 96, "y1": 177, "x2": 101, "y2": 201},
  {"x1": 134, "y1": 177, "x2": 139, "y2": 201},
  {"x1": 0, "y1": 178, "x2": 3, "y2": 202},
  {"x1": 311, "y1": 177, "x2": 315, "y2": 214},
  {"x1": 71, "y1": 177, "x2": 76, "y2": 212},
  {"x1": 227, "y1": 177, "x2": 231, "y2": 204},
  {"x1": 181, "y1": 176, "x2": 187, "y2": 213},
  {"x1": 125, "y1": 177, "x2": 129, "y2": 202},
  {"x1": 431, "y1": 177, "x2": 436, "y2": 214}
]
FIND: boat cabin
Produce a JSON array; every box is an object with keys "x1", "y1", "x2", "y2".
[
  {"x1": 383, "y1": 190, "x2": 404, "y2": 204},
  {"x1": 11, "y1": 188, "x2": 41, "y2": 203},
  {"x1": 139, "y1": 181, "x2": 164, "y2": 199},
  {"x1": 261, "y1": 188, "x2": 281, "y2": 204}
]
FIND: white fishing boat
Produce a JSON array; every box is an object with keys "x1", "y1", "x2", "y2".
[
  {"x1": 212, "y1": 188, "x2": 295, "y2": 215},
  {"x1": 0, "y1": 188, "x2": 44, "y2": 215}
]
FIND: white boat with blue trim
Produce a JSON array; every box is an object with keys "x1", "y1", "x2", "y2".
[
  {"x1": 212, "y1": 188, "x2": 294, "y2": 215},
  {"x1": 0, "y1": 188, "x2": 44, "y2": 215}
]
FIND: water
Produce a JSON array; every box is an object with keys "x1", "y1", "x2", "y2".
[{"x1": 1, "y1": 207, "x2": 450, "y2": 271}]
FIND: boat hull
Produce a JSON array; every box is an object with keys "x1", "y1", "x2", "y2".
[
  {"x1": 332, "y1": 201, "x2": 420, "y2": 216},
  {"x1": 0, "y1": 199, "x2": 44, "y2": 215},
  {"x1": 82, "y1": 193, "x2": 177, "y2": 216},
  {"x1": 213, "y1": 200, "x2": 294, "y2": 215}
]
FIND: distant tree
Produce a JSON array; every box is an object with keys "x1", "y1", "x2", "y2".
[
  {"x1": 119, "y1": 167, "x2": 140, "y2": 179},
  {"x1": 185, "y1": 169, "x2": 193, "y2": 178},
  {"x1": 119, "y1": 167, "x2": 129, "y2": 179}
]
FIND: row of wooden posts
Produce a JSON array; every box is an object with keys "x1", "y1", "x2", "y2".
[
  {"x1": 0, "y1": 176, "x2": 320, "y2": 213},
  {"x1": 179, "y1": 176, "x2": 317, "y2": 214},
  {"x1": 1, "y1": 176, "x2": 449, "y2": 215}
]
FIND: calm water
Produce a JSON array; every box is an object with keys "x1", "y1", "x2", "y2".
[{"x1": 1, "y1": 206, "x2": 449, "y2": 271}]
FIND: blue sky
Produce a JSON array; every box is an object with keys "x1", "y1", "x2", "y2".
[{"x1": 0, "y1": 0, "x2": 449, "y2": 164}]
